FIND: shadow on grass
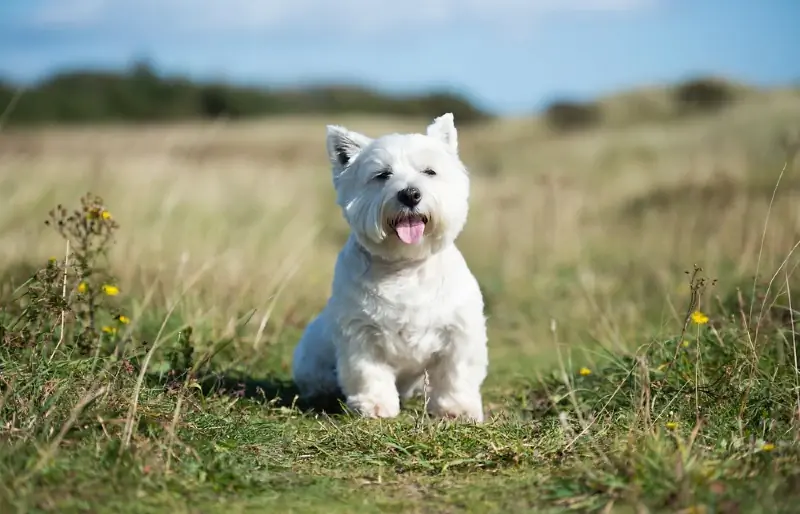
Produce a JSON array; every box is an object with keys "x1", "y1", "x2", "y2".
[{"x1": 150, "y1": 371, "x2": 347, "y2": 415}]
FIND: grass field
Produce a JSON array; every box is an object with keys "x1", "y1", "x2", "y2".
[{"x1": 2, "y1": 90, "x2": 800, "y2": 512}]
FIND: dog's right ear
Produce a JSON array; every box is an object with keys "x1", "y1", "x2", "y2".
[{"x1": 326, "y1": 125, "x2": 372, "y2": 173}]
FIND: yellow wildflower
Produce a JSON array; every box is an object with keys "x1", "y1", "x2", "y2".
[
  {"x1": 117, "y1": 315, "x2": 131, "y2": 325},
  {"x1": 666, "y1": 421, "x2": 678, "y2": 430},
  {"x1": 762, "y1": 443, "x2": 775, "y2": 452},
  {"x1": 683, "y1": 506, "x2": 708, "y2": 514},
  {"x1": 77, "y1": 282, "x2": 87, "y2": 294},
  {"x1": 690, "y1": 310, "x2": 709, "y2": 325},
  {"x1": 101, "y1": 326, "x2": 117, "y2": 335},
  {"x1": 101, "y1": 210, "x2": 112, "y2": 220},
  {"x1": 579, "y1": 367, "x2": 592, "y2": 376},
  {"x1": 102, "y1": 284, "x2": 120, "y2": 296}
]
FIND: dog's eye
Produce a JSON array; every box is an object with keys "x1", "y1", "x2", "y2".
[
  {"x1": 374, "y1": 169, "x2": 393, "y2": 181},
  {"x1": 422, "y1": 168, "x2": 436, "y2": 176}
]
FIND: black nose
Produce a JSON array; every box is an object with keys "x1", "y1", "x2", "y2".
[{"x1": 397, "y1": 187, "x2": 422, "y2": 208}]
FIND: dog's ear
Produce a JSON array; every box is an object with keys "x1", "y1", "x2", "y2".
[
  {"x1": 326, "y1": 125, "x2": 372, "y2": 172},
  {"x1": 426, "y1": 113, "x2": 457, "y2": 153}
]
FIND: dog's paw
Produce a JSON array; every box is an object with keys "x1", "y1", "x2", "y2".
[
  {"x1": 346, "y1": 393, "x2": 401, "y2": 419},
  {"x1": 429, "y1": 394, "x2": 484, "y2": 423}
]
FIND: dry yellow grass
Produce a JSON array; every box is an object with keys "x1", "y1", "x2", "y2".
[{"x1": 1, "y1": 95, "x2": 799, "y2": 381}]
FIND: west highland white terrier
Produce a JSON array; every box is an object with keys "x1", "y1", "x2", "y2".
[{"x1": 291, "y1": 113, "x2": 488, "y2": 422}]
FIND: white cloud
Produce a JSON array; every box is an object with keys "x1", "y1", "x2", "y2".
[
  {"x1": 27, "y1": 0, "x2": 653, "y2": 34},
  {"x1": 31, "y1": 0, "x2": 109, "y2": 26}
]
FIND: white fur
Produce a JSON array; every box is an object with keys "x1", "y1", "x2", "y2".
[{"x1": 291, "y1": 113, "x2": 488, "y2": 422}]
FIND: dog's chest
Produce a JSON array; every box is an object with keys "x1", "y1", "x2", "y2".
[
  {"x1": 362, "y1": 275, "x2": 460, "y2": 366},
  {"x1": 374, "y1": 304, "x2": 452, "y2": 368}
]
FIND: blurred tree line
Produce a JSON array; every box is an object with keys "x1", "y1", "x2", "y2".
[
  {"x1": 0, "y1": 62, "x2": 489, "y2": 126},
  {"x1": 543, "y1": 77, "x2": 742, "y2": 133}
]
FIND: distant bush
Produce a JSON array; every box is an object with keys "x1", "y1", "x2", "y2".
[
  {"x1": 543, "y1": 100, "x2": 602, "y2": 133},
  {"x1": 0, "y1": 62, "x2": 489, "y2": 126},
  {"x1": 673, "y1": 78, "x2": 735, "y2": 114}
]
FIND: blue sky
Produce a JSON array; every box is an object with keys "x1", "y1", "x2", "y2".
[{"x1": 1, "y1": 0, "x2": 798, "y2": 114}]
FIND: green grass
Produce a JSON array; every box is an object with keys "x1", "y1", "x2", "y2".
[
  {"x1": 2, "y1": 99, "x2": 800, "y2": 512},
  {"x1": 1, "y1": 194, "x2": 799, "y2": 513}
]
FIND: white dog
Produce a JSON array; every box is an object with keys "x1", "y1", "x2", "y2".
[{"x1": 291, "y1": 113, "x2": 488, "y2": 422}]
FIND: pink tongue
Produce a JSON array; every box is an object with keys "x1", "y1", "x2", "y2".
[{"x1": 395, "y1": 220, "x2": 425, "y2": 244}]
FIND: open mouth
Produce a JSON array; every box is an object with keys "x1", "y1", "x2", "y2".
[{"x1": 390, "y1": 212, "x2": 429, "y2": 245}]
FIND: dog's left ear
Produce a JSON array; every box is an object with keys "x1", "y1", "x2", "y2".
[{"x1": 426, "y1": 113, "x2": 458, "y2": 154}]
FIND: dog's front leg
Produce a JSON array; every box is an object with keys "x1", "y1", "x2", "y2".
[
  {"x1": 336, "y1": 349, "x2": 400, "y2": 419},
  {"x1": 427, "y1": 320, "x2": 488, "y2": 422}
]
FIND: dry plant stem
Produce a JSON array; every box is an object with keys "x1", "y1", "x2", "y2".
[
  {"x1": 785, "y1": 272, "x2": 800, "y2": 421},
  {"x1": 552, "y1": 318, "x2": 611, "y2": 466},
  {"x1": 747, "y1": 161, "x2": 787, "y2": 325},
  {"x1": 653, "y1": 380, "x2": 692, "y2": 424},
  {"x1": 121, "y1": 305, "x2": 177, "y2": 451},
  {"x1": 664, "y1": 265, "x2": 703, "y2": 376},
  {"x1": 753, "y1": 238, "x2": 800, "y2": 353},
  {"x1": 694, "y1": 324, "x2": 702, "y2": 420},
  {"x1": 251, "y1": 224, "x2": 319, "y2": 350},
  {"x1": 422, "y1": 369, "x2": 431, "y2": 421},
  {"x1": 0, "y1": 87, "x2": 24, "y2": 130},
  {"x1": 122, "y1": 263, "x2": 211, "y2": 450},
  {"x1": 738, "y1": 293, "x2": 759, "y2": 364},
  {"x1": 165, "y1": 394, "x2": 184, "y2": 474},
  {"x1": 638, "y1": 355, "x2": 652, "y2": 431},
  {"x1": 561, "y1": 345, "x2": 649, "y2": 451},
  {"x1": 48, "y1": 239, "x2": 70, "y2": 362},
  {"x1": 16, "y1": 385, "x2": 108, "y2": 486},
  {"x1": 736, "y1": 239, "x2": 800, "y2": 421},
  {"x1": 252, "y1": 257, "x2": 303, "y2": 350},
  {"x1": 751, "y1": 154, "x2": 796, "y2": 339}
]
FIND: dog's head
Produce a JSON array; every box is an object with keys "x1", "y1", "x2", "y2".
[{"x1": 326, "y1": 113, "x2": 470, "y2": 262}]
